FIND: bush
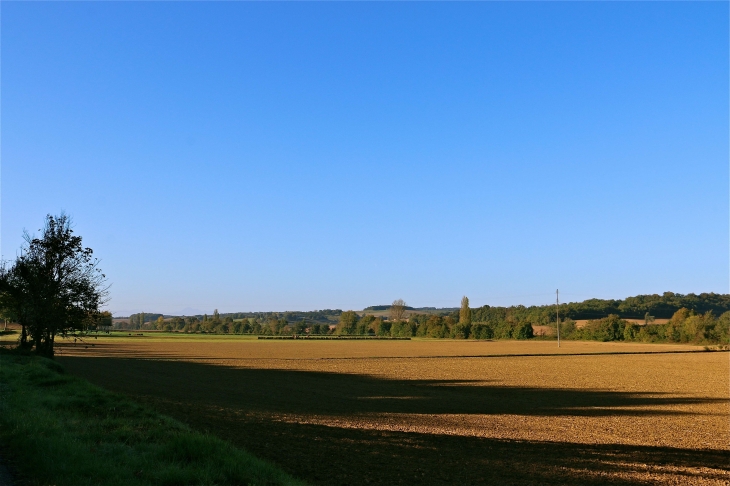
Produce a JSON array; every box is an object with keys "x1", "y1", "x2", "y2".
[
  {"x1": 376, "y1": 321, "x2": 392, "y2": 337},
  {"x1": 515, "y1": 322, "x2": 534, "y2": 340},
  {"x1": 492, "y1": 322, "x2": 514, "y2": 339},
  {"x1": 560, "y1": 319, "x2": 576, "y2": 337},
  {"x1": 470, "y1": 323, "x2": 494, "y2": 340},
  {"x1": 390, "y1": 321, "x2": 414, "y2": 337},
  {"x1": 623, "y1": 322, "x2": 639, "y2": 341},
  {"x1": 450, "y1": 323, "x2": 470, "y2": 339},
  {"x1": 578, "y1": 315, "x2": 626, "y2": 342}
]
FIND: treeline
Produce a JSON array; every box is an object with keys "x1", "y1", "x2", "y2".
[
  {"x1": 214, "y1": 309, "x2": 341, "y2": 323},
  {"x1": 115, "y1": 292, "x2": 730, "y2": 345},
  {"x1": 126, "y1": 313, "x2": 164, "y2": 328},
  {"x1": 116, "y1": 309, "x2": 337, "y2": 335},
  {"x1": 470, "y1": 292, "x2": 730, "y2": 325},
  {"x1": 561, "y1": 309, "x2": 730, "y2": 345},
  {"x1": 121, "y1": 309, "x2": 342, "y2": 330},
  {"x1": 364, "y1": 305, "x2": 415, "y2": 311},
  {"x1": 333, "y1": 310, "x2": 535, "y2": 339}
]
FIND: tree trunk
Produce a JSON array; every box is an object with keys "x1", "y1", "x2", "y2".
[
  {"x1": 32, "y1": 330, "x2": 55, "y2": 358},
  {"x1": 20, "y1": 324, "x2": 29, "y2": 348},
  {"x1": 32, "y1": 332, "x2": 42, "y2": 353}
]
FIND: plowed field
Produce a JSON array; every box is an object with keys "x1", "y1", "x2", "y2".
[{"x1": 57, "y1": 338, "x2": 729, "y2": 485}]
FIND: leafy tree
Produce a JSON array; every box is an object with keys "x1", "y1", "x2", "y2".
[
  {"x1": 0, "y1": 263, "x2": 32, "y2": 346},
  {"x1": 623, "y1": 322, "x2": 639, "y2": 341},
  {"x1": 336, "y1": 311, "x2": 359, "y2": 335},
  {"x1": 91, "y1": 311, "x2": 113, "y2": 332},
  {"x1": 376, "y1": 320, "x2": 392, "y2": 336},
  {"x1": 390, "y1": 320, "x2": 414, "y2": 337},
  {"x1": 451, "y1": 322, "x2": 470, "y2": 339},
  {"x1": 470, "y1": 323, "x2": 493, "y2": 340},
  {"x1": 560, "y1": 318, "x2": 576, "y2": 338},
  {"x1": 250, "y1": 319, "x2": 262, "y2": 334},
  {"x1": 515, "y1": 322, "x2": 534, "y2": 340},
  {"x1": 357, "y1": 315, "x2": 376, "y2": 335},
  {"x1": 292, "y1": 320, "x2": 307, "y2": 335},
  {"x1": 713, "y1": 312, "x2": 730, "y2": 344},
  {"x1": 0, "y1": 214, "x2": 107, "y2": 357},
  {"x1": 459, "y1": 296, "x2": 472, "y2": 325},
  {"x1": 370, "y1": 317, "x2": 384, "y2": 335},
  {"x1": 579, "y1": 315, "x2": 626, "y2": 342}
]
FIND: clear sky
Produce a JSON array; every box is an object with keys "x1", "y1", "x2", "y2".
[{"x1": 2, "y1": 2, "x2": 728, "y2": 316}]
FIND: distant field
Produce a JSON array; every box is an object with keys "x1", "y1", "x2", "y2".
[
  {"x1": 574, "y1": 318, "x2": 671, "y2": 329},
  {"x1": 54, "y1": 336, "x2": 729, "y2": 485},
  {"x1": 356, "y1": 308, "x2": 458, "y2": 318}
]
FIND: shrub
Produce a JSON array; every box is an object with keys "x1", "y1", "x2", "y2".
[
  {"x1": 470, "y1": 323, "x2": 494, "y2": 340},
  {"x1": 515, "y1": 322, "x2": 534, "y2": 340},
  {"x1": 450, "y1": 323, "x2": 470, "y2": 339}
]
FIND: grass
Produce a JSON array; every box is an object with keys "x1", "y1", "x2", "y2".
[{"x1": 0, "y1": 349, "x2": 305, "y2": 486}]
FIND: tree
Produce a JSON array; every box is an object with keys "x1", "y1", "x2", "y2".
[
  {"x1": 293, "y1": 320, "x2": 307, "y2": 335},
  {"x1": 0, "y1": 214, "x2": 108, "y2": 357},
  {"x1": 357, "y1": 315, "x2": 375, "y2": 335},
  {"x1": 336, "y1": 311, "x2": 359, "y2": 335},
  {"x1": 0, "y1": 262, "x2": 32, "y2": 347},
  {"x1": 515, "y1": 322, "x2": 534, "y2": 340},
  {"x1": 460, "y1": 296, "x2": 472, "y2": 325},
  {"x1": 390, "y1": 299, "x2": 407, "y2": 322}
]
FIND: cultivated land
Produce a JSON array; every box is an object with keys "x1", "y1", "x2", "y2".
[{"x1": 52, "y1": 336, "x2": 729, "y2": 485}]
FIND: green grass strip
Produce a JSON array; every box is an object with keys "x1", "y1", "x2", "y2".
[{"x1": 0, "y1": 350, "x2": 305, "y2": 486}]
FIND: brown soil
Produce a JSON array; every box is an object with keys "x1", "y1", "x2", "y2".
[{"x1": 57, "y1": 339, "x2": 729, "y2": 485}]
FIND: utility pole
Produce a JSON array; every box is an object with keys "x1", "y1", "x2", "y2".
[{"x1": 556, "y1": 289, "x2": 560, "y2": 348}]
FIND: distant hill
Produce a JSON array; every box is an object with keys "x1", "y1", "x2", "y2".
[
  {"x1": 364, "y1": 305, "x2": 415, "y2": 311},
  {"x1": 120, "y1": 293, "x2": 729, "y2": 328},
  {"x1": 468, "y1": 292, "x2": 730, "y2": 325}
]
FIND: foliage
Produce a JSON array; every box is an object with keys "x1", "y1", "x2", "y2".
[
  {"x1": 0, "y1": 214, "x2": 107, "y2": 357},
  {"x1": 107, "y1": 293, "x2": 730, "y2": 345},
  {"x1": 364, "y1": 304, "x2": 414, "y2": 311},
  {"x1": 460, "y1": 296, "x2": 472, "y2": 325},
  {"x1": 126, "y1": 313, "x2": 164, "y2": 328},
  {"x1": 562, "y1": 309, "x2": 730, "y2": 345},
  {"x1": 470, "y1": 323, "x2": 493, "y2": 340},
  {"x1": 450, "y1": 322, "x2": 470, "y2": 339},
  {"x1": 470, "y1": 292, "x2": 730, "y2": 326},
  {"x1": 336, "y1": 311, "x2": 359, "y2": 335},
  {"x1": 515, "y1": 322, "x2": 534, "y2": 340}
]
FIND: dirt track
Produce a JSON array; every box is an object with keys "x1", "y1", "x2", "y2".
[{"x1": 58, "y1": 339, "x2": 729, "y2": 485}]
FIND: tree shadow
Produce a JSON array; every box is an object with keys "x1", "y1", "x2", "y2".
[
  {"x1": 58, "y1": 356, "x2": 723, "y2": 418},
  {"x1": 57, "y1": 356, "x2": 730, "y2": 485}
]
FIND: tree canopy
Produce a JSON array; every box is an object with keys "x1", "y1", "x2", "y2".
[{"x1": 0, "y1": 214, "x2": 108, "y2": 357}]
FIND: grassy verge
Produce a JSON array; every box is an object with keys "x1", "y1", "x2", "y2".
[{"x1": 0, "y1": 350, "x2": 305, "y2": 486}]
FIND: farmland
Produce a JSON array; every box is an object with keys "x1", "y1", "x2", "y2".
[{"x1": 56, "y1": 337, "x2": 729, "y2": 485}]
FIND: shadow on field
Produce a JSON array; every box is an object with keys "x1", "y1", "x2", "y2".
[
  {"x1": 57, "y1": 356, "x2": 729, "y2": 485},
  {"x1": 58, "y1": 356, "x2": 721, "y2": 418}
]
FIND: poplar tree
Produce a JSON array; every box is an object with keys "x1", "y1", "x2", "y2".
[{"x1": 460, "y1": 296, "x2": 472, "y2": 325}]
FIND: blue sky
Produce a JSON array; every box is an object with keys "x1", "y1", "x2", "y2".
[{"x1": 2, "y1": 2, "x2": 728, "y2": 316}]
